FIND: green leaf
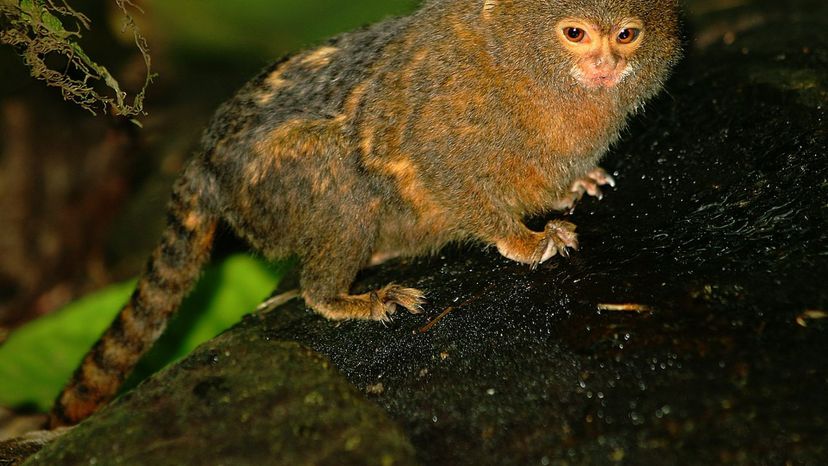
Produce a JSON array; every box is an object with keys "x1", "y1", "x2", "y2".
[
  {"x1": 0, "y1": 280, "x2": 134, "y2": 411},
  {"x1": 39, "y1": 10, "x2": 69, "y2": 38},
  {"x1": 16, "y1": 0, "x2": 69, "y2": 38},
  {"x1": 0, "y1": 254, "x2": 288, "y2": 412}
]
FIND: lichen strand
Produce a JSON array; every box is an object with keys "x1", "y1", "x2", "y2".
[{"x1": 0, "y1": 0, "x2": 153, "y2": 119}]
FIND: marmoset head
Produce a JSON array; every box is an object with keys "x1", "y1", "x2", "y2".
[{"x1": 478, "y1": 0, "x2": 681, "y2": 99}]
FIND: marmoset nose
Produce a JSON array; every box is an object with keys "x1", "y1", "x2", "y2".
[{"x1": 592, "y1": 54, "x2": 619, "y2": 74}]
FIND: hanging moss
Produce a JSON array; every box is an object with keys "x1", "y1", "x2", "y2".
[{"x1": 0, "y1": 0, "x2": 153, "y2": 121}]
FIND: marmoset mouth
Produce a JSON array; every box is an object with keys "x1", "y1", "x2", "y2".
[{"x1": 586, "y1": 74, "x2": 621, "y2": 89}]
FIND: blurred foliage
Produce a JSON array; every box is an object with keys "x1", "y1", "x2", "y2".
[
  {"x1": 0, "y1": 0, "x2": 153, "y2": 119},
  {"x1": 0, "y1": 255, "x2": 286, "y2": 411},
  {"x1": 147, "y1": 0, "x2": 420, "y2": 63}
]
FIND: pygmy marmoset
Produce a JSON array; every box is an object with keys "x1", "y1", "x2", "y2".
[{"x1": 51, "y1": 0, "x2": 681, "y2": 427}]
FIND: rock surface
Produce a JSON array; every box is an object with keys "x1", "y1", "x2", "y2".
[
  {"x1": 14, "y1": 0, "x2": 828, "y2": 464},
  {"x1": 25, "y1": 337, "x2": 416, "y2": 466}
]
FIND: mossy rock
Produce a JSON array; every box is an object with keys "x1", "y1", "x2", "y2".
[{"x1": 25, "y1": 331, "x2": 417, "y2": 466}]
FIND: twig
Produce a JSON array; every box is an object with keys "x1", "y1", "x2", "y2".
[
  {"x1": 597, "y1": 303, "x2": 653, "y2": 313},
  {"x1": 418, "y1": 306, "x2": 455, "y2": 333},
  {"x1": 256, "y1": 289, "x2": 300, "y2": 313},
  {"x1": 795, "y1": 309, "x2": 827, "y2": 327}
]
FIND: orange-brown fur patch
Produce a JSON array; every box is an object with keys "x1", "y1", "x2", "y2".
[
  {"x1": 500, "y1": 157, "x2": 551, "y2": 212},
  {"x1": 450, "y1": 14, "x2": 487, "y2": 50},
  {"x1": 248, "y1": 119, "x2": 313, "y2": 184},
  {"x1": 79, "y1": 357, "x2": 120, "y2": 395},
  {"x1": 251, "y1": 118, "x2": 349, "y2": 199},
  {"x1": 482, "y1": 0, "x2": 498, "y2": 19},
  {"x1": 343, "y1": 82, "x2": 369, "y2": 117},
  {"x1": 117, "y1": 303, "x2": 147, "y2": 341},
  {"x1": 136, "y1": 277, "x2": 169, "y2": 312},
  {"x1": 513, "y1": 77, "x2": 618, "y2": 159},
  {"x1": 300, "y1": 46, "x2": 339, "y2": 70},
  {"x1": 380, "y1": 157, "x2": 445, "y2": 225},
  {"x1": 194, "y1": 218, "x2": 217, "y2": 254},
  {"x1": 255, "y1": 67, "x2": 291, "y2": 104},
  {"x1": 495, "y1": 230, "x2": 544, "y2": 264},
  {"x1": 99, "y1": 335, "x2": 134, "y2": 372},
  {"x1": 183, "y1": 210, "x2": 204, "y2": 231},
  {"x1": 55, "y1": 391, "x2": 99, "y2": 427}
]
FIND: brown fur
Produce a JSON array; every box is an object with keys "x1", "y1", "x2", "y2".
[{"x1": 50, "y1": 0, "x2": 681, "y2": 427}]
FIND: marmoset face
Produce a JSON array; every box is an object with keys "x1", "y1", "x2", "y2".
[{"x1": 555, "y1": 17, "x2": 645, "y2": 89}]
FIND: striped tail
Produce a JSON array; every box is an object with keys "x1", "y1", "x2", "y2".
[{"x1": 49, "y1": 166, "x2": 218, "y2": 428}]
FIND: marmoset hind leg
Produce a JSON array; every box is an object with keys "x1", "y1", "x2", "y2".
[
  {"x1": 50, "y1": 161, "x2": 219, "y2": 428},
  {"x1": 296, "y1": 210, "x2": 424, "y2": 322}
]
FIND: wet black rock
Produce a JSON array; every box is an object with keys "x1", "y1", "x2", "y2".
[{"x1": 19, "y1": 0, "x2": 828, "y2": 464}]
